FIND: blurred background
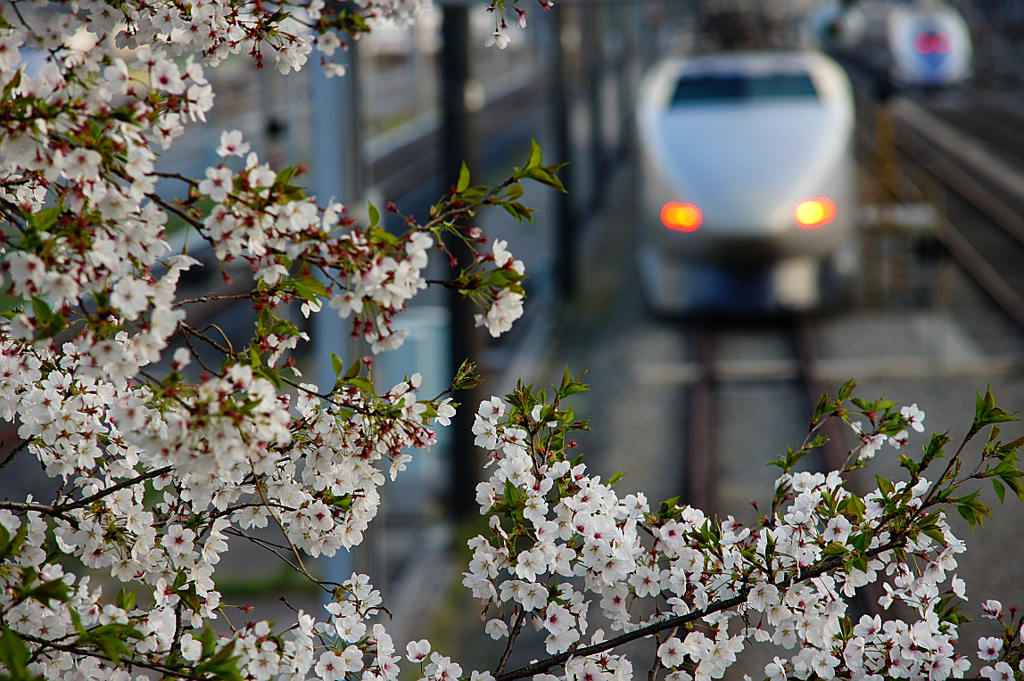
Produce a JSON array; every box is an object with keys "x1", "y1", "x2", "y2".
[{"x1": 8, "y1": 0, "x2": 1024, "y2": 677}]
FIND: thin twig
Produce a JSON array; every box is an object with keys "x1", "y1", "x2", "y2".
[
  {"x1": 179, "y1": 323, "x2": 235, "y2": 357},
  {"x1": 147, "y1": 193, "x2": 205, "y2": 231},
  {"x1": 174, "y1": 292, "x2": 253, "y2": 308},
  {"x1": 648, "y1": 627, "x2": 676, "y2": 681},
  {"x1": 0, "y1": 438, "x2": 29, "y2": 472},
  {"x1": 495, "y1": 608, "x2": 528, "y2": 676},
  {"x1": 181, "y1": 332, "x2": 223, "y2": 378},
  {"x1": 253, "y1": 479, "x2": 332, "y2": 593},
  {"x1": 57, "y1": 466, "x2": 173, "y2": 513}
]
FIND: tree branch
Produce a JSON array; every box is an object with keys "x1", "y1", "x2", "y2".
[
  {"x1": 495, "y1": 538, "x2": 903, "y2": 681},
  {"x1": 0, "y1": 438, "x2": 28, "y2": 472},
  {"x1": 496, "y1": 608, "x2": 527, "y2": 675},
  {"x1": 20, "y1": 632, "x2": 203, "y2": 680},
  {"x1": 55, "y1": 466, "x2": 174, "y2": 513},
  {"x1": 174, "y1": 293, "x2": 253, "y2": 308}
]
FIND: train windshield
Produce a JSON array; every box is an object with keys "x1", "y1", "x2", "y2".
[{"x1": 671, "y1": 74, "x2": 818, "y2": 104}]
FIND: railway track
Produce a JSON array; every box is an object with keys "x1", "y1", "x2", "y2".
[
  {"x1": 851, "y1": 83, "x2": 1024, "y2": 332},
  {"x1": 675, "y1": 316, "x2": 886, "y2": 653},
  {"x1": 680, "y1": 317, "x2": 855, "y2": 511}
]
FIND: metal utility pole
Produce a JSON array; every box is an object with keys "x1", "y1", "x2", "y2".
[
  {"x1": 308, "y1": 20, "x2": 363, "y2": 586},
  {"x1": 441, "y1": 1, "x2": 482, "y2": 519},
  {"x1": 554, "y1": 2, "x2": 577, "y2": 300}
]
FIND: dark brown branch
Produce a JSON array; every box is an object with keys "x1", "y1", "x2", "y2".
[
  {"x1": 56, "y1": 466, "x2": 174, "y2": 513},
  {"x1": 147, "y1": 193, "x2": 205, "y2": 231},
  {"x1": 496, "y1": 608, "x2": 528, "y2": 676},
  {"x1": 424, "y1": 279, "x2": 461, "y2": 290},
  {"x1": 181, "y1": 332, "x2": 223, "y2": 378},
  {"x1": 0, "y1": 438, "x2": 29, "y2": 472},
  {"x1": 174, "y1": 293, "x2": 253, "y2": 308},
  {"x1": 0, "y1": 500, "x2": 73, "y2": 522},
  {"x1": 648, "y1": 627, "x2": 676, "y2": 681},
  {"x1": 179, "y1": 323, "x2": 235, "y2": 357},
  {"x1": 19, "y1": 633, "x2": 202, "y2": 680}
]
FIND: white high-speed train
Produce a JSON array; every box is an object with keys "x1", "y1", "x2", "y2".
[
  {"x1": 886, "y1": 1, "x2": 972, "y2": 87},
  {"x1": 805, "y1": 0, "x2": 973, "y2": 90},
  {"x1": 636, "y1": 51, "x2": 859, "y2": 314}
]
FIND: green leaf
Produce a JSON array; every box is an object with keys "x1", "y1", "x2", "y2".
[
  {"x1": 563, "y1": 382, "x2": 587, "y2": 397},
  {"x1": 343, "y1": 359, "x2": 362, "y2": 380},
  {"x1": 920, "y1": 431, "x2": 950, "y2": 469},
  {"x1": 993, "y1": 479, "x2": 1006, "y2": 504},
  {"x1": 898, "y1": 454, "x2": 919, "y2": 477},
  {"x1": 522, "y1": 167, "x2": 565, "y2": 192},
  {"x1": 608, "y1": 472, "x2": 627, "y2": 486},
  {"x1": 292, "y1": 276, "x2": 327, "y2": 300},
  {"x1": 0, "y1": 627, "x2": 31, "y2": 680},
  {"x1": 822, "y1": 541, "x2": 847, "y2": 555},
  {"x1": 0, "y1": 14, "x2": 14, "y2": 30},
  {"x1": 330, "y1": 352, "x2": 344, "y2": 377},
  {"x1": 457, "y1": 162, "x2": 470, "y2": 192},
  {"x1": 30, "y1": 297, "x2": 52, "y2": 323},
  {"x1": 974, "y1": 385, "x2": 1019, "y2": 429},
  {"x1": 115, "y1": 587, "x2": 136, "y2": 612},
  {"x1": 846, "y1": 554, "x2": 869, "y2": 573},
  {"x1": 255, "y1": 366, "x2": 283, "y2": 390},
  {"x1": 27, "y1": 579, "x2": 71, "y2": 607},
  {"x1": 30, "y1": 207, "x2": 59, "y2": 232},
  {"x1": 812, "y1": 392, "x2": 831, "y2": 422},
  {"x1": 525, "y1": 138, "x2": 543, "y2": 169},
  {"x1": 348, "y1": 377, "x2": 373, "y2": 392},
  {"x1": 368, "y1": 202, "x2": 380, "y2": 228},
  {"x1": 503, "y1": 480, "x2": 523, "y2": 508},
  {"x1": 559, "y1": 367, "x2": 573, "y2": 392},
  {"x1": 875, "y1": 475, "x2": 893, "y2": 497},
  {"x1": 921, "y1": 524, "x2": 947, "y2": 547},
  {"x1": 837, "y1": 378, "x2": 857, "y2": 402}
]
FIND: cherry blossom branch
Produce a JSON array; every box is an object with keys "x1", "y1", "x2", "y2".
[
  {"x1": 496, "y1": 607, "x2": 528, "y2": 675},
  {"x1": 0, "y1": 500, "x2": 74, "y2": 522},
  {"x1": 174, "y1": 292, "x2": 253, "y2": 308},
  {"x1": 224, "y1": 527, "x2": 303, "y2": 566},
  {"x1": 19, "y1": 632, "x2": 202, "y2": 680},
  {"x1": 146, "y1": 193, "x2": 206, "y2": 232},
  {"x1": 179, "y1": 322, "x2": 236, "y2": 357},
  {"x1": 253, "y1": 477, "x2": 331, "y2": 592},
  {"x1": 649, "y1": 627, "x2": 676, "y2": 681},
  {"x1": 0, "y1": 438, "x2": 28, "y2": 472},
  {"x1": 180, "y1": 332, "x2": 225, "y2": 378},
  {"x1": 55, "y1": 466, "x2": 174, "y2": 513},
  {"x1": 495, "y1": 538, "x2": 903, "y2": 681}
]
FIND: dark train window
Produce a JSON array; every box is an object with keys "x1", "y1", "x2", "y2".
[{"x1": 671, "y1": 74, "x2": 818, "y2": 104}]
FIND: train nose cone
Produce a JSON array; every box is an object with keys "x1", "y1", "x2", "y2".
[{"x1": 657, "y1": 106, "x2": 847, "y2": 233}]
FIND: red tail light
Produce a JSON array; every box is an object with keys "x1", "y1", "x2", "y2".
[
  {"x1": 661, "y1": 202, "x2": 701, "y2": 231},
  {"x1": 795, "y1": 198, "x2": 836, "y2": 228}
]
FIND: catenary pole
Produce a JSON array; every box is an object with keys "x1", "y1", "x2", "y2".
[{"x1": 441, "y1": 2, "x2": 483, "y2": 519}]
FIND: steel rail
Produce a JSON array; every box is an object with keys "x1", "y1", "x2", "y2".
[
  {"x1": 853, "y1": 91, "x2": 1024, "y2": 333},
  {"x1": 679, "y1": 316, "x2": 885, "y2": 621}
]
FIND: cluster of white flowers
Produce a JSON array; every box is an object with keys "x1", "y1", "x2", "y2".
[
  {"x1": 473, "y1": 240, "x2": 526, "y2": 338},
  {"x1": 2, "y1": 2, "x2": 1023, "y2": 681},
  {"x1": 458, "y1": 390, "x2": 1024, "y2": 681},
  {"x1": 0, "y1": 0, "x2": 540, "y2": 678}
]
